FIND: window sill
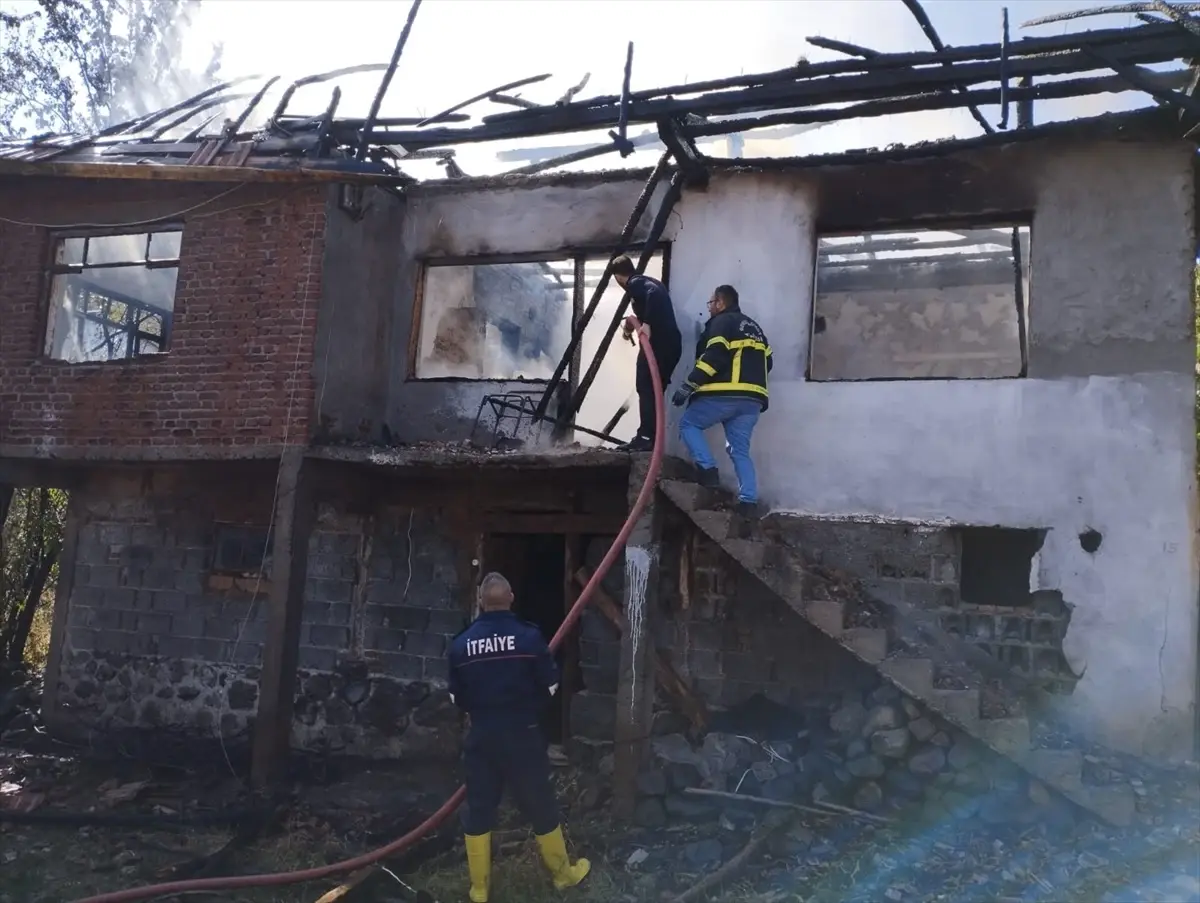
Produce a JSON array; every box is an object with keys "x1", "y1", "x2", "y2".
[{"x1": 35, "y1": 353, "x2": 172, "y2": 370}]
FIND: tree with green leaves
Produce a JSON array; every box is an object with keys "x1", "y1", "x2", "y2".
[
  {"x1": 0, "y1": 488, "x2": 67, "y2": 667},
  {"x1": 0, "y1": 0, "x2": 223, "y2": 139}
]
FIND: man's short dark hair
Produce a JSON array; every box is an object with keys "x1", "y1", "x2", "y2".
[
  {"x1": 715, "y1": 284, "x2": 739, "y2": 309},
  {"x1": 611, "y1": 255, "x2": 636, "y2": 277}
]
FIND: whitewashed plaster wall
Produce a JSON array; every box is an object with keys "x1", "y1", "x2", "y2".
[
  {"x1": 663, "y1": 147, "x2": 1197, "y2": 760},
  {"x1": 388, "y1": 145, "x2": 1198, "y2": 759}
]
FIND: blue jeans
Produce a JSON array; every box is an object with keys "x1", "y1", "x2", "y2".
[{"x1": 679, "y1": 396, "x2": 761, "y2": 503}]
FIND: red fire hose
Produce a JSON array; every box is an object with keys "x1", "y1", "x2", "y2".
[{"x1": 72, "y1": 327, "x2": 667, "y2": 903}]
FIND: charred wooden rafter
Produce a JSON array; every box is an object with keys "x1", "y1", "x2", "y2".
[
  {"x1": 532, "y1": 153, "x2": 673, "y2": 420},
  {"x1": 899, "y1": 0, "x2": 994, "y2": 133},
  {"x1": 356, "y1": 0, "x2": 423, "y2": 161},
  {"x1": 369, "y1": 23, "x2": 1198, "y2": 150},
  {"x1": 2, "y1": 12, "x2": 1199, "y2": 180},
  {"x1": 657, "y1": 117, "x2": 707, "y2": 187},
  {"x1": 557, "y1": 171, "x2": 686, "y2": 426}
]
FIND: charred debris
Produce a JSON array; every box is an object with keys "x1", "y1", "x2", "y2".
[{"x1": 1, "y1": 0, "x2": 1200, "y2": 183}]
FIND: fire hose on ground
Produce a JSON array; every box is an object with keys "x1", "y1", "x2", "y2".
[{"x1": 71, "y1": 326, "x2": 667, "y2": 903}]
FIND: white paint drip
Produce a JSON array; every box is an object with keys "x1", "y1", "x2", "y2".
[{"x1": 624, "y1": 545, "x2": 652, "y2": 717}]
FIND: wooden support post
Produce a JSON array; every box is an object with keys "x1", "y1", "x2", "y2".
[
  {"x1": 613, "y1": 454, "x2": 663, "y2": 816},
  {"x1": 251, "y1": 449, "x2": 315, "y2": 788},
  {"x1": 40, "y1": 492, "x2": 83, "y2": 735}
]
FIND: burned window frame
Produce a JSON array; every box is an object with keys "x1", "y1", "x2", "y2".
[
  {"x1": 41, "y1": 225, "x2": 183, "y2": 364},
  {"x1": 805, "y1": 218, "x2": 1032, "y2": 383},
  {"x1": 407, "y1": 242, "x2": 672, "y2": 383}
]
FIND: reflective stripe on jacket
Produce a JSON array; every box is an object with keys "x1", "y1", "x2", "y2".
[{"x1": 685, "y1": 308, "x2": 773, "y2": 411}]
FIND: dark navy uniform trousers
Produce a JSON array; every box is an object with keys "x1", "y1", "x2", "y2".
[{"x1": 448, "y1": 609, "x2": 561, "y2": 836}]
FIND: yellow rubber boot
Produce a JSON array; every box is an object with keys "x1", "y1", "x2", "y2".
[
  {"x1": 535, "y1": 825, "x2": 591, "y2": 891},
  {"x1": 464, "y1": 833, "x2": 491, "y2": 902}
]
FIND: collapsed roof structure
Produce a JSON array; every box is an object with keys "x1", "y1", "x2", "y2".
[{"x1": 1, "y1": 0, "x2": 1200, "y2": 183}]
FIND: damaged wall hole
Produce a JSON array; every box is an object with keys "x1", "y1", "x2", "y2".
[
  {"x1": 947, "y1": 526, "x2": 1078, "y2": 694},
  {"x1": 1078, "y1": 528, "x2": 1102, "y2": 554}
]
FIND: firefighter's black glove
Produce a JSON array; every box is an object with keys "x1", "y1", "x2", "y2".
[{"x1": 672, "y1": 384, "x2": 696, "y2": 407}]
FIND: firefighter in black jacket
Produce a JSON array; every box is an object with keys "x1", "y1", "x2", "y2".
[
  {"x1": 671, "y1": 284, "x2": 772, "y2": 516},
  {"x1": 448, "y1": 572, "x2": 590, "y2": 902},
  {"x1": 612, "y1": 254, "x2": 682, "y2": 452}
]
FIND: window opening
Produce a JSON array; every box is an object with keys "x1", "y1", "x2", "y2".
[
  {"x1": 44, "y1": 229, "x2": 181, "y2": 363},
  {"x1": 809, "y1": 224, "x2": 1030, "y2": 381}
]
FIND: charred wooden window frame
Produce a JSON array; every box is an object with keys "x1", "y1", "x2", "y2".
[
  {"x1": 406, "y1": 240, "x2": 672, "y2": 383},
  {"x1": 804, "y1": 215, "x2": 1032, "y2": 383},
  {"x1": 41, "y1": 224, "x2": 183, "y2": 364}
]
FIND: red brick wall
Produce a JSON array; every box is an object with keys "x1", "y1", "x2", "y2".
[{"x1": 0, "y1": 178, "x2": 326, "y2": 455}]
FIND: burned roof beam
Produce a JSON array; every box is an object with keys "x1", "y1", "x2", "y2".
[
  {"x1": 657, "y1": 117, "x2": 707, "y2": 187},
  {"x1": 505, "y1": 141, "x2": 626, "y2": 176},
  {"x1": 489, "y1": 93, "x2": 541, "y2": 110},
  {"x1": 1150, "y1": 0, "x2": 1200, "y2": 39},
  {"x1": 227, "y1": 76, "x2": 280, "y2": 139},
  {"x1": 486, "y1": 20, "x2": 1187, "y2": 121},
  {"x1": 150, "y1": 95, "x2": 252, "y2": 139},
  {"x1": 314, "y1": 87, "x2": 343, "y2": 156},
  {"x1": 117, "y1": 75, "x2": 264, "y2": 139},
  {"x1": 1083, "y1": 45, "x2": 1200, "y2": 116},
  {"x1": 681, "y1": 68, "x2": 1192, "y2": 138},
  {"x1": 806, "y1": 36, "x2": 881, "y2": 59},
  {"x1": 375, "y1": 25, "x2": 1194, "y2": 148},
  {"x1": 271, "y1": 63, "x2": 389, "y2": 124},
  {"x1": 899, "y1": 0, "x2": 994, "y2": 133},
  {"x1": 356, "y1": 0, "x2": 423, "y2": 161},
  {"x1": 1023, "y1": 3, "x2": 1200, "y2": 27},
  {"x1": 413, "y1": 73, "x2": 553, "y2": 128},
  {"x1": 329, "y1": 114, "x2": 469, "y2": 128},
  {"x1": 608, "y1": 42, "x2": 636, "y2": 156}
]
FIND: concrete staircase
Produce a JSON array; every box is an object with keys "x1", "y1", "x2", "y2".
[{"x1": 659, "y1": 478, "x2": 1136, "y2": 827}]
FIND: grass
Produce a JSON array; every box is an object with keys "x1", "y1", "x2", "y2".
[{"x1": 415, "y1": 838, "x2": 624, "y2": 903}]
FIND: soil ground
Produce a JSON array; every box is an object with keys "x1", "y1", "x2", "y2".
[{"x1": 2, "y1": 736, "x2": 1198, "y2": 903}]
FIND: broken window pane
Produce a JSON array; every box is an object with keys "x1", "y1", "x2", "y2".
[
  {"x1": 415, "y1": 259, "x2": 574, "y2": 380},
  {"x1": 809, "y1": 225, "x2": 1029, "y2": 381},
  {"x1": 43, "y1": 229, "x2": 181, "y2": 363}
]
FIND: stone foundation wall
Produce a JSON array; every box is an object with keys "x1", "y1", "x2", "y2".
[
  {"x1": 628, "y1": 674, "x2": 1080, "y2": 830},
  {"x1": 52, "y1": 469, "x2": 466, "y2": 758}
]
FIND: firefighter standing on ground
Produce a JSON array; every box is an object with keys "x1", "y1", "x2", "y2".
[
  {"x1": 673, "y1": 284, "x2": 772, "y2": 516},
  {"x1": 612, "y1": 254, "x2": 682, "y2": 452},
  {"x1": 448, "y1": 572, "x2": 590, "y2": 902}
]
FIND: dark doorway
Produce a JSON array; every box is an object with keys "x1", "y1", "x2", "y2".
[{"x1": 481, "y1": 532, "x2": 569, "y2": 744}]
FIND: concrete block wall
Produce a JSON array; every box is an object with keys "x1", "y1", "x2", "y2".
[
  {"x1": 53, "y1": 472, "x2": 466, "y2": 759},
  {"x1": 777, "y1": 517, "x2": 1076, "y2": 692},
  {"x1": 570, "y1": 527, "x2": 874, "y2": 745},
  {"x1": 658, "y1": 531, "x2": 874, "y2": 711}
]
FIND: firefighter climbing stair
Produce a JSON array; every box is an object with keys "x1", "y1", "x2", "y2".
[{"x1": 658, "y1": 478, "x2": 1137, "y2": 828}]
